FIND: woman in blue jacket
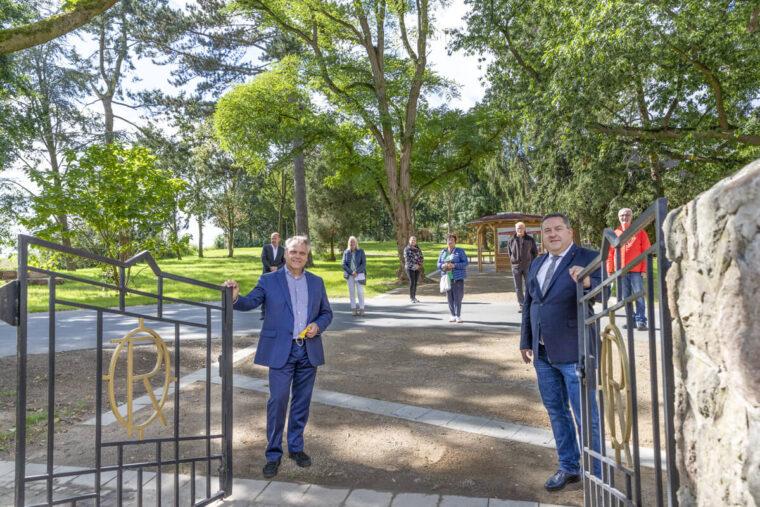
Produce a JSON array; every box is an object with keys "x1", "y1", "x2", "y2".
[
  {"x1": 342, "y1": 236, "x2": 367, "y2": 316},
  {"x1": 437, "y1": 233, "x2": 469, "y2": 323}
]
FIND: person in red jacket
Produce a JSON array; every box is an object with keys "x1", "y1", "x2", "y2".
[{"x1": 606, "y1": 208, "x2": 651, "y2": 331}]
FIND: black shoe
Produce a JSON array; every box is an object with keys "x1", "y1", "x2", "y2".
[
  {"x1": 637, "y1": 322, "x2": 648, "y2": 331},
  {"x1": 288, "y1": 451, "x2": 312, "y2": 468},
  {"x1": 544, "y1": 470, "x2": 580, "y2": 491},
  {"x1": 262, "y1": 459, "x2": 280, "y2": 479}
]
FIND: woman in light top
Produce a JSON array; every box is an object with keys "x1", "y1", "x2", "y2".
[
  {"x1": 403, "y1": 236, "x2": 424, "y2": 303},
  {"x1": 342, "y1": 236, "x2": 367, "y2": 316},
  {"x1": 437, "y1": 233, "x2": 469, "y2": 323}
]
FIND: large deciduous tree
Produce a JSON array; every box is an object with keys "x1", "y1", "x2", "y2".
[
  {"x1": 214, "y1": 56, "x2": 317, "y2": 239},
  {"x1": 453, "y1": 0, "x2": 760, "y2": 195},
  {"x1": 235, "y1": 0, "x2": 434, "y2": 274},
  {"x1": 449, "y1": 0, "x2": 760, "y2": 241}
]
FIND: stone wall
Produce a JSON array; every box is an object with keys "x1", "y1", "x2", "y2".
[{"x1": 664, "y1": 159, "x2": 760, "y2": 506}]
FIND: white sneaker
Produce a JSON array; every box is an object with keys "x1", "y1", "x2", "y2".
[
  {"x1": 449, "y1": 316, "x2": 456, "y2": 322},
  {"x1": 456, "y1": 317, "x2": 463, "y2": 323}
]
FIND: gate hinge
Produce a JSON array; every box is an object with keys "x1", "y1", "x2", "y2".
[{"x1": 0, "y1": 280, "x2": 19, "y2": 327}]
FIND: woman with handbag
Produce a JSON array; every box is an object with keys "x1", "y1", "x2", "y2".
[
  {"x1": 342, "y1": 236, "x2": 367, "y2": 316},
  {"x1": 437, "y1": 233, "x2": 469, "y2": 323},
  {"x1": 403, "y1": 236, "x2": 424, "y2": 303}
]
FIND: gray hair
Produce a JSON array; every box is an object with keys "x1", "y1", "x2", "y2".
[
  {"x1": 285, "y1": 235, "x2": 311, "y2": 252},
  {"x1": 347, "y1": 235, "x2": 358, "y2": 249}
]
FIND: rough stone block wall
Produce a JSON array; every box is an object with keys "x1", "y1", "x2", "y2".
[{"x1": 664, "y1": 159, "x2": 760, "y2": 506}]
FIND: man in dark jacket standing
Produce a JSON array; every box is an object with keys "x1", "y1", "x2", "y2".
[
  {"x1": 261, "y1": 232, "x2": 286, "y2": 275},
  {"x1": 508, "y1": 222, "x2": 538, "y2": 312},
  {"x1": 520, "y1": 213, "x2": 601, "y2": 491}
]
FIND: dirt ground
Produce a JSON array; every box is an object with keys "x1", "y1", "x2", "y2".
[{"x1": 0, "y1": 272, "x2": 669, "y2": 505}]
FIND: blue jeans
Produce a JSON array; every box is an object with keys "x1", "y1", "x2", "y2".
[
  {"x1": 535, "y1": 346, "x2": 601, "y2": 476},
  {"x1": 620, "y1": 272, "x2": 646, "y2": 325}
]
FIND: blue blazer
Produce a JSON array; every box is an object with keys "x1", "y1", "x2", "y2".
[
  {"x1": 233, "y1": 269, "x2": 333, "y2": 368},
  {"x1": 341, "y1": 248, "x2": 367, "y2": 278},
  {"x1": 437, "y1": 247, "x2": 469, "y2": 281},
  {"x1": 519, "y1": 244, "x2": 600, "y2": 364}
]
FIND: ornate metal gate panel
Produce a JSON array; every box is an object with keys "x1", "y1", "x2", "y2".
[
  {"x1": 575, "y1": 198, "x2": 678, "y2": 506},
  {"x1": 3, "y1": 235, "x2": 234, "y2": 506}
]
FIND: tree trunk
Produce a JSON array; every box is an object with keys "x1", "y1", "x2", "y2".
[
  {"x1": 103, "y1": 95, "x2": 114, "y2": 144},
  {"x1": 293, "y1": 138, "x2": 309, "y2": 236},
  {"x1": 278, "y1": 169, "x2": 286, "y2": 234},
  {"x1": 293, "y1": 137, "x2": 314, "y2": 266},
  {"x1": 226, "y1": 228, "x2": 234, "y2": 257},
  {"x1": 197, "y1": 215, "x2": 204, "y2": 258}
]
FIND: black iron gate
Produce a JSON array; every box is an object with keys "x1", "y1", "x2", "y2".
[
  {"x1": 575, "y1": 198, "x2": 678, "y2": 506},
  {"x1": 1, "y1": 235, "x2": 234, "y2": 506}
]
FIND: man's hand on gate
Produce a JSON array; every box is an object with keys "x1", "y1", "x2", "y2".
[
  {"x1": 224, "y1": 279, "x2": 240, "y2": 302},
  {"x1": 569, "y1": 265, "x2": 591, "y2": 288},
  {"x1": 520, "y1": 348, "x2": 533, "y2": 364}
]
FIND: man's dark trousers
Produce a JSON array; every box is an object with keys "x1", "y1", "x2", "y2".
[
  {"x1": 266, "y1": 340, "x2": 317, "y2": 462},
  {"x1": 512, "y1": 265, "x2": 529, "y2": 308}
]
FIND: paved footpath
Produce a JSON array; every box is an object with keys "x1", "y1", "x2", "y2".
[
  {"x1": 0, "y1": 459, "x2": 569, "y2": 506},
  {"x1": 0, "y1": 267, "x2": 514, "y2": 357}
]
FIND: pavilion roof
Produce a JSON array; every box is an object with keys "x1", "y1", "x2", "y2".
[{"x1": 467, "y1": 212, "x2": 544, "y2": 226}]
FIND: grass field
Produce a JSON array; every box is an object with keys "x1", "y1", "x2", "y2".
[{"x1": 22, "y1": 242, "x2": 478, "y2": 313}]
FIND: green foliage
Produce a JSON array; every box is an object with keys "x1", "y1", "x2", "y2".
[
  {"x1": 214, "y1": 56, "x2": 319, "y2": 172},
  {"x1": 453, "y1": 0, "x2": 760, "y2": 243},
  {"x1": 23, "y1": 143, "x2": 185, "y2": 280}
]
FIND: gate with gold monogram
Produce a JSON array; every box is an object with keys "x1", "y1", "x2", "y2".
[
  {"x1": 4, "y1": 235, "x2": 234, "y2": 506},
  {"x1": 574, "y1": 198, "x2": 679, "y2": 506}
]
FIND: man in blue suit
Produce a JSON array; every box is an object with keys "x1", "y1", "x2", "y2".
[
  {"x1": 520, "y1": 213, "x2": 602, "y2": 491},
  {"x1": 225, "y1": 235, "x2": 333, "y2": 479}
]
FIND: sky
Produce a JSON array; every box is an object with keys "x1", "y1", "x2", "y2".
[{"x1": 5, "y1": 0, "x2": 488, "y2": 251}]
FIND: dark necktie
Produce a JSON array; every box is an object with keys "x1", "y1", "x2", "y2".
[{"x1": 541, "y1": 255, "x2": 561, "y2": 295}]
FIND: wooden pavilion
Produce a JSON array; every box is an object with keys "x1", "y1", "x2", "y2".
[{"x1": 467, "y1": 212, "x2": 544, "y2": 272}]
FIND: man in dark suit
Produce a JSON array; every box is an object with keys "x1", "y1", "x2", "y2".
[
  {"x1": 261, "y1": 232, "x2": 286, "y2": 275},
  {"x1": 225, "y1": 235, "x2": 333, "y2": 479},
  {"x1": 508, "y1": 221, "x2": 539, "y2": 312},
  {"x1": 520, "y1": 213, "x2": 602, "y2": 491}
]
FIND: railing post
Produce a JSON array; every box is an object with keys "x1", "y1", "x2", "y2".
[
  {"x1": 221, "y1": 285, "x2": 234, "y2": 496},
  {"x1": 15, "y1": 235, "x2": 29, "y2": 506}
]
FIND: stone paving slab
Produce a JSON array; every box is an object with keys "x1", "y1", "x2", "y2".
[
  {"x1": 1, "y1": 461, "x2": 572, "y2": 507},
  {"x1": 488, "y1": 499, "x2": 539, "y2": 506},
  {"x1": 439, "y1": 494, "x2": 489, "y2": 507},
  {"x1": 254, "y1": 480, "x2": 310, "y2": 505},
  {"x1": 343, "y1": 488, "x2": 394, "y2": 507},
  {"x1": 390, "y1": 492, "x2": 440, "y2": 506},
  {"x1": 299, "y1": 484, "x2": 351, "y2": 506}
]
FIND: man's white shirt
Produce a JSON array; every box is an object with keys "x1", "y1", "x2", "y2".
[{"x1": 537, "y1": 242, "x2": 573, "y2": 290}]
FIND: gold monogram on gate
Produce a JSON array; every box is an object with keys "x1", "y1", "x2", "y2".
[
  {"x1": 600, "y1": 312, "x2": 633, "y2": 466},
  {"x1": 103, "y1": 318, "x2": 175, "y2": 439}
]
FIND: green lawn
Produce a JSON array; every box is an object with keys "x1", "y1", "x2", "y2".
[{"x1": 23, "y1": 242, "x2": 478, "y2": 313}]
